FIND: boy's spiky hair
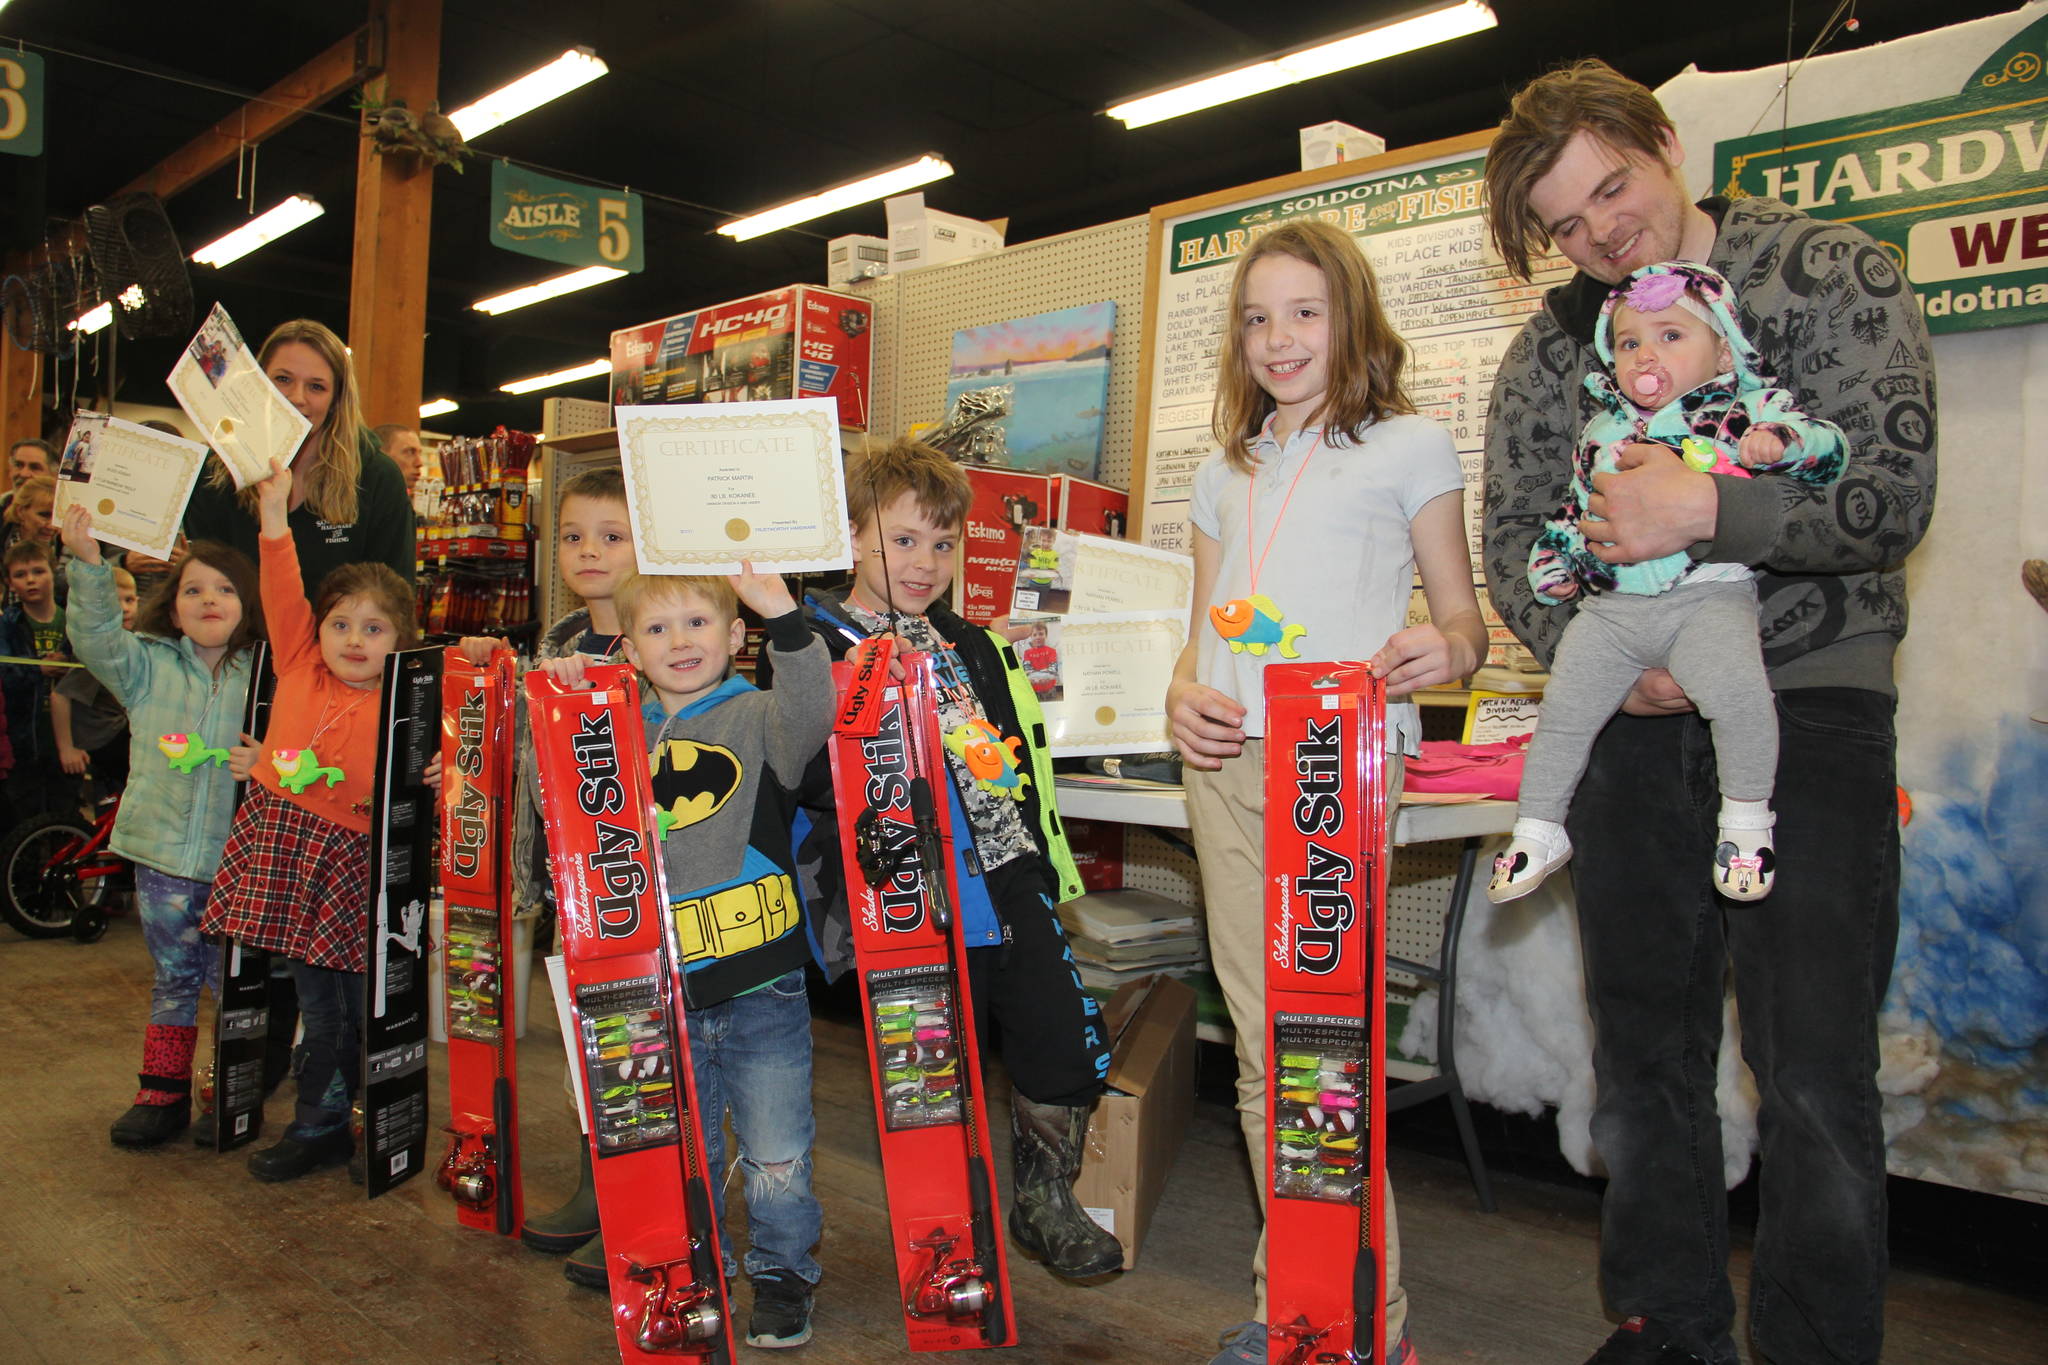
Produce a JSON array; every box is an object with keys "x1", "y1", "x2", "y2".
[
  {"x1": 843, "y1": 439, "x2": 971, "y2": 532},
  {"x1": 614, "y1": 573, "x2": 739, "y2": 635}
]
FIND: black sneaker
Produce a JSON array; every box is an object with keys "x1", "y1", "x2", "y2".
[
  {"x1": 746, "y1": 1268, "x2": 814, "y2": 1349},
  {"x1": 1586, "y1": 1316, "x2": 1713, "y2": 1364}
]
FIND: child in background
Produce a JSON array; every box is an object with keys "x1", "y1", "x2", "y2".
[
  {"x1": 1487, "y1": 262, "x2": 1847, "y2": 906},
  {"x1": 541, "y1": 566, "x2": 834, "y2": 1349},
  {"x1": 60, "y1": 506, "x2": 261, "y2": 1147},
  {"x1": 1165, "y1": 220, "x2": 1487, "y2": 1365},
  {"x1": 1, "y1": 475, "x2": 63, "y2": 612},
  {"x1": 465, "y1": 467, "x2": 634, "y2": 1281},
  {"x1": 53, "y1": 563, "x2": 139, "y2": 808},
  {"x1": 795, "y1": 438, "x2": 1121, "y2": 1283},
  {"x1": 3, "y1": 539, "x2": 70, "y2": 791},
  {"x1": 202, "y1": 457, "x2": 431, "y2": 1183}
]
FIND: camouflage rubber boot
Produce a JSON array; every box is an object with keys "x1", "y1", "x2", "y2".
[{"x1": 1006, "y1": 1094, "x2": 1123, "y2": 1279}]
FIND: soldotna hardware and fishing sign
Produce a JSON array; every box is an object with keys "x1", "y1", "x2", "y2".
[{"x1": 1715, "y1": 13, "x2": 2048, "y2": 336}]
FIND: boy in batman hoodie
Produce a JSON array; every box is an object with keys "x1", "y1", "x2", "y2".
[{"x1": 541, "y1": 565, "x2": 832, "y2": 1349}]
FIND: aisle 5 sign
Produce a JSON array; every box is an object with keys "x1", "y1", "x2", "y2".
[
  {"x1": 1714, "y1": 14, "x2": 2048, "y2": 336},
  {"x1": 489, "y1": 161, "x2": 643, "y2": 273},
  {"x1": 0, "y1": 50, "x2": 44, "y2": 158}
]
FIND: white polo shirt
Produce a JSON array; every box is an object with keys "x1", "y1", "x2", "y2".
[{"x1": 1189, "y1": 412, "x2": 1464, "y2": 752}]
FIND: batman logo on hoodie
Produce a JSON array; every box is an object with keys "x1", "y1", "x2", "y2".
[{"x1": 648, "y1": 739, "x2": 742, "y2": 838}]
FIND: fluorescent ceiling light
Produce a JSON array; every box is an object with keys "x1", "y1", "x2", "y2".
[
  {"x1": 447, "y1": 47, "x2": 608, "y2": 141},
  {"x1": 472, "y1": 265, "x2": 627, "y2": 315},
  {"x1": 190, "y1": 195, "x2": 325, "y2": 267},
  {"x1": 717, "y1": 153, "x2": 953, "y2": 242},
  {"x1": 498, "y1": 358, "x2": 607, "y2": 395},
  {"x1": 419, "y1": 398, "x2": 460, "y2": 419},
  {"x1": 1107, "y1": 0, "x2": 1497, "y2": 128}
]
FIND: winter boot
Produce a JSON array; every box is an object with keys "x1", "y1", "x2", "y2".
[
  {"x1": 110, "y1": 1024, "x2": 197, "y2": 1148},
  {"x1": 564, "y1": 1229, "x2": 608, "y2": 1290},
  {"x1": 247, "y1": 1125, "x2": 353, "y2": 1182},
  {"x1": 521, "y1": 1140, "x2": 600, "y2": 1253},
  {"x1": 261, "y1": 970, "x2": 299, "y2": 1096},
  {"x1": 1006, "y1": 1093, "x2": 1123, "y2": 1279}
]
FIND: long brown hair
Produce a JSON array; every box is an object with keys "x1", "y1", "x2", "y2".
[
  {"x1": 1210, "y1": 219, "x2": 1413, "y2": 474},
  {"x1": 1484, "y1": 58, "x2": 1676, "y2": 282},
  {"x1": 206, "y1": 318, "x2": 366, "y2": 525},
  {"x1": 136, "y1": 540, "x2": 264, "y2": 658}
]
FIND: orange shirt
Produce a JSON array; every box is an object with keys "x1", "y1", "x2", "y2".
[{"x1": 252, "y1": 534, "x2": 383, "y2": 833}]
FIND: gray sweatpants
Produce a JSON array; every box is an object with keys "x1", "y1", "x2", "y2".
[{"x1": 1518, "y1": 579, "x2": 1777, "y2": 824}]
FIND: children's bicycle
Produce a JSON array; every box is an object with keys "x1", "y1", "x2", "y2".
[{"x1": 0, "y1": 787, "x2": 126, "y2": 942}]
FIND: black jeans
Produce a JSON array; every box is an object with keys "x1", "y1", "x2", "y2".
[
  {"x1": 1568, "y1": 687, "x2": 1898, "y2": 1365},
  {"x1": 966, "y1": 858, "x2": 1111, "y2": 1110},
  {"x1": 288, "y1": 960, "x2": 364, "y2": 1138}
]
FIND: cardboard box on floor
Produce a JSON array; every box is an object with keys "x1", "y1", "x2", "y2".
[{"x1": 1073, "y1": 973, "x2": 1198, "y2": 1270}]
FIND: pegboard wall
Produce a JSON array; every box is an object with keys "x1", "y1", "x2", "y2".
[{"x1": 850, "y1": 215, "x2": 1153, "y2": 491}]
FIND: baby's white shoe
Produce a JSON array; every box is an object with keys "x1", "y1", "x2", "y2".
[
  {"x1": 1488, "y1": 819, "x2": 1572, "y2": 903},
  {"x1": 1714, "y1": 800, "x2": 1776, "y2": 902}
]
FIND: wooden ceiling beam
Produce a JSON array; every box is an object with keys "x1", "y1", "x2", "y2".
[{"x1": 115, "y1": 24, "x2": 384, "y2": 203}]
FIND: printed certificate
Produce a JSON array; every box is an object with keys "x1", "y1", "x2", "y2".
[
  {"x1": 616, "y1": 399, "x2": 852, "y2": 574},
  {"x1": 1011, "y1": 531, "x2": 1194, "y2": 620},
  {"x1": 165, "y1": 304, "x2": 310, "y2": 487},
  {"x1": 1037, "y1": 611, "x2": 1185, "y2": 757},
  {"x1": 53, "y1": 412, "x2": 207, "y2": 560}
]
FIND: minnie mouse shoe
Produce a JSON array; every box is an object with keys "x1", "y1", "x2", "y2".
[
  {"x1": 1487, "y1": 819, "x2": 1572, "y2": 903},
  {"x1": 1714, "y1": 803, "x2": 1776, "y2": 902}
]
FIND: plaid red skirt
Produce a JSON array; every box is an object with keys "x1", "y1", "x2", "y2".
[{"x1": 203, "y1": 784, "x2": 373, "y2": 972}]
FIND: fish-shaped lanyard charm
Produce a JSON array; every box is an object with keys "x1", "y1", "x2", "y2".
[
  {"x1": 942, "y1": 718, "x2": 1031, "y2": 800},
  {"x1": 1209, "y1": 593, "x2": 1307, "y2": 657}
]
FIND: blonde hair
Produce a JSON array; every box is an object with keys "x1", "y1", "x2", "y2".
[
  {"x1": 615, "y1": 573, "x2": 738, "y2": 635},
  {"x1": 1485, "y1": 58, "x2": 1677, "y2": 281},
  {"x1": 207, "y1": 319, "x2": 366, "y2": 525},
  {"x1": 1211, "y1": 219, "x2": 1413, "y2": 473},
  {"x1": 8, "y1": 474, "x2": 53, "y2": 524},
  {"x1": 843, "y1": 439, "x2": 972, "y2": 532}
]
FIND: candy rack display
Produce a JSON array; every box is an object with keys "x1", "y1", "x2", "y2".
[{"x1": 418, "y1": 427, "x2": 536, "y2": 639}]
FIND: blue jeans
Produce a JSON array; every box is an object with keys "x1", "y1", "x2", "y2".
[
  {"x1": 685, "y1": 969, "x2": 823, "y2": 1283},
  {"x1": 1569, "y1": 688, "x2": 1898, "y2": 1365},
  {"x1": 137, "y1": 867, "x2": 220, "y2": 1026},
  {"x1": 288, "y1": 960, "x2": 364, "y2": 1138}
]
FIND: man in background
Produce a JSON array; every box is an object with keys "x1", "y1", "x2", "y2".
[
  {"x1": 373, "y1": 423, "x2": 424, "y2": 492},
  {"x1": 3, "y1": 438, "x2": 54, "y2": 520}
]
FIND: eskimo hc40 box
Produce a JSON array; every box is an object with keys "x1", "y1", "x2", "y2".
[{"x1": 609, "y1": 284, "x2": 872, "y2": 426}]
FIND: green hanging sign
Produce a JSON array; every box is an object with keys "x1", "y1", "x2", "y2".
[
  {"x1": 0, "y1": 50, "x2": 45, "y2": 159},
  {"x1": 1714, "y1": 14, "x2": 2048, "y2": 336},
  {"x1": 489, "y1": 160, "x2": 643, "y2": 272}
]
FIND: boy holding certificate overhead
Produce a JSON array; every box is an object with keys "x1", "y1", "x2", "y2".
[
  {"x1": 789, "y1": 438, "x2": 1121, "y2": 1282},
  {"x1": 536, "y1": 563, "x2": 836, "y2": 1350}
]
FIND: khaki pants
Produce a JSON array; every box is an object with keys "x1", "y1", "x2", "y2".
[{"x1": 1186, "y1": 737, "x2": 1407, "y2": 1349}]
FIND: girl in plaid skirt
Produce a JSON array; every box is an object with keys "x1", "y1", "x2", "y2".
[{"x1": 204, "y1": 457, "x2": 438, "y2": 1183}]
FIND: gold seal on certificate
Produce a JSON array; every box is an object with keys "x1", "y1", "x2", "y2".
[
  {"x1": 1032, "y1": 612, "x2": 1186, "y2": 757},
  {"x1": 616, "y1": 399, "x2": 853, "y2": 575},
  {"x1": 53, "y1": 411, "x2": 208, "y2": 560},
  {"x1": 165, "y1": 304, "x2": 312, "y2": 488}
]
